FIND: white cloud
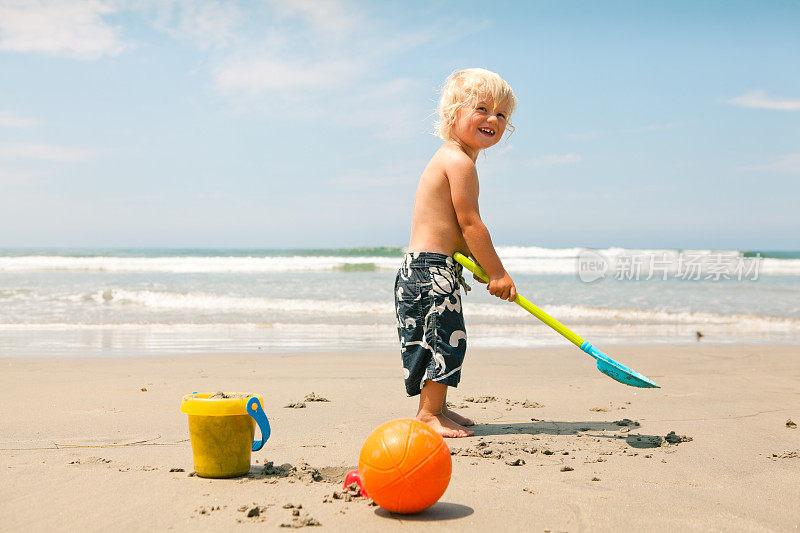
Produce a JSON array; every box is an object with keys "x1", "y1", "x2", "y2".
[
  {"x1": 267, "y1": 0, "x2": 361, "y2": 41},
  {"x1": 0, "y1": 111, "x2": 40, "y2": 128},
  {"x1": 724, "y1": 90, "x2": 800, "y2": 111},
  {"x1": 568, "y1": 122, "x2": 678, "y2": 141},
  {"x1": 527, "y1": 153, "x2": 582, "y2": 168},
  {"x1": 740, "y1": 154, "x2": 800, "y2": 174},
  {"x1": 330, "y1": 156, "x2": 427, "y2": 189},
  {"x1": 620, "y1": 122, "x2": 679, "y2": 134},
  {"x1": 106, "y1": 1, "x2": 444, "y2": 141},
  {"x1": 208, "y1": 0, "x2": 370, "y2": 97},
  {"x1": 567, "y1": 131, "x2": 599, "y2": 141},
  {"x1": 207, "y1": 2, "x2": 436, "y2": 98},
  {"x1": 200, "y1": 1, "x2": 445, "y2": 142},
  {"x1": 139, "y1": 0, "x2": 241, "y2": 51},
  {"x1": 0, "y1": 142, "x2": 96, "y2": 162},
  {"x1": 0, "y1": 1, "x2": 471, "y2": 144},
  {"x1": 330, "y1": 174, "x2": 412, "y2": 188},
  {"x1": 0, "y1": 0, "x2": 125, "y2": 59},
  {"x1": 480, "y1": 146, "x2": 578, "y2": 179},
  {"x1": 214, "y1": 55, "x2": 363, "y2": 95},
  {"x1": 352, "y1": 77, "x2": 432, "y2": 139},
  {"x1": 0, "y1": 166, "x2": 41, "y2": 184},
  {"x1": 187, "y1": 0, "x2": 359, "y2": 98},
  {"x1": 486, "y1": 143, "x2": 515, "y2": 158}
]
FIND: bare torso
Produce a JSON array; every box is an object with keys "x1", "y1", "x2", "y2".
[{"x1": 407, "y1": 144, "x2": 474, "y2": 257}]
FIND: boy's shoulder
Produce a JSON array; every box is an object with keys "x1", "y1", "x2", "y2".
[{"x1": 433, "y1": 143, "x2": 477, "y2": 176}]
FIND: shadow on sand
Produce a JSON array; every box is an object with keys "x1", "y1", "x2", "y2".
[
  {"x1": 375, "y1": 502, "x2": 474, "y2": 521},
  {"x1": 472, "y1": 420, "x2": 665, "y2": 448}
]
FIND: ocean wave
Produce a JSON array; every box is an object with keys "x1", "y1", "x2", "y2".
[
  {"x1": 82, "y1": 289, "x2": 393, "y2": 314},
  {"x1": 0, "y1": 246, "x2": 407, "y2": 258},
  {"x1": 1, "y1": 247, "x2": 797, "y2": 275},
  {"x1": 0, "y1": 255, "x2": 402, "y2": 273},
  {"x1": 0, "y1": 319, "x2": 794, "y2": 334},
  {"x1": 1, "y1": 320, "x2": 796, "y2": 358},
  {"x1": 5, "y1": 289, "x2": 799, "y2": 331},
  {"x1": 0, "y1": 321, "x2": 795, "y2": 349}
]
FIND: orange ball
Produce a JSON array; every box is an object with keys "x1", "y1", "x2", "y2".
[{"x1": 358, "y1": 419, "x2": 451, "y2": 514}]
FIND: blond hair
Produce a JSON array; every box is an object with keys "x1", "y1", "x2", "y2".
[{"x1": 434, "y1": 68, "x2": 517, "y2": 141}]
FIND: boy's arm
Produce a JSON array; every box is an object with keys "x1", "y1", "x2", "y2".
[{"x1": 447, "y1": 155, "x2": 517, "y2": 302}]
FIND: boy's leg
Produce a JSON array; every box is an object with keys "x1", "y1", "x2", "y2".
[
  {"x1": 416, "y1": 380, "x2": 474, "y2": 438},
  {"x1": 441, "y1": 387, "x2": 474, "y2": 427}
]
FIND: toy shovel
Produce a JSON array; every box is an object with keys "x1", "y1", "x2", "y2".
[{"x1": 454, "y1": 252, "x2": 659, "y2": 388}]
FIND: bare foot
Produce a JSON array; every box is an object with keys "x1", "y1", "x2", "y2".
[
  {"x1": 416, "y1": 412, "x2": 474, "y2": 438},
  {"x1": 443, "y1": 407, "x2": 475, "y2": 427}
]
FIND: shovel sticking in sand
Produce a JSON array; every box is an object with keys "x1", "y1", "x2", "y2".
[{"x1": 453, "y1": 252, "x2": 660, "y2": 388}]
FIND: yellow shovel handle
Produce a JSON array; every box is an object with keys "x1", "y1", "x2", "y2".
[{"x1": 453, "y1": 252, "x2": 585, "y2": 348}]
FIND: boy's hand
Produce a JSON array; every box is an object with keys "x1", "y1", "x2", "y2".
[
  {"x1": 473, "y1": 273, "x2": 488, "y2": 284},
  {"x1": 487, "y1": 273, "x2": 516, "y2": 302}
]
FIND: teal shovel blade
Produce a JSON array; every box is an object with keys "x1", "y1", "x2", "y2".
[{"x1": 581, "y1": 342, "x2": 659, "y2": 388}]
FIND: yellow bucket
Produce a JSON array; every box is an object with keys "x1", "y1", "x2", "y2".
[{"x1": 180, "y1": 392, "x2": 271, "y2": 478}]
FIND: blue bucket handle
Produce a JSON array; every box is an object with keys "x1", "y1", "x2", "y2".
[{"x1": 246, "y1": 397, "x2": 271, "y2": 452}]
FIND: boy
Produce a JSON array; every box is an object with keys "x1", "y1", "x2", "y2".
[{"x1": 395, "y1": 68, "x2": 518, "y2": 438}]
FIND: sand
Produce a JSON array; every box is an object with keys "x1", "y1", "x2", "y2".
[{"x1": 1, "y1": 345, "x2": 799, "y2": 531}]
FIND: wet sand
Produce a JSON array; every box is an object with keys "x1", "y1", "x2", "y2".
[{"x1": 1, "y1": 345, "x2": 798, "y2": 531}]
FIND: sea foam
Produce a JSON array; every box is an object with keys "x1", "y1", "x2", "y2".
[{"x1": 1, "y1": 247, "x2": 797, "y2": 275}]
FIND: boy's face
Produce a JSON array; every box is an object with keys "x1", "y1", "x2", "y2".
[{"x1": 452, "y1": 98, "x2": 509, "y2": 152}]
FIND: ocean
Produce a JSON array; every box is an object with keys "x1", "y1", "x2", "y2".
[{"x1": 1, "y1": 247, "x2": 798, "y2": 357}]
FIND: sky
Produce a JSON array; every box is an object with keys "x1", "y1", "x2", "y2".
[{"x1": 0, "y1": 0, "x2": 798, "y2": 250}]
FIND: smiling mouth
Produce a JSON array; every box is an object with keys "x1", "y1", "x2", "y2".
[{"x1": 478, "y1": 127, "x2": 495, "y2": 137}]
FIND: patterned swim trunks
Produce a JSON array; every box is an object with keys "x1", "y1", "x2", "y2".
[{"x1": 394, "y1": 252, "x2": 471, "y2": 396}]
